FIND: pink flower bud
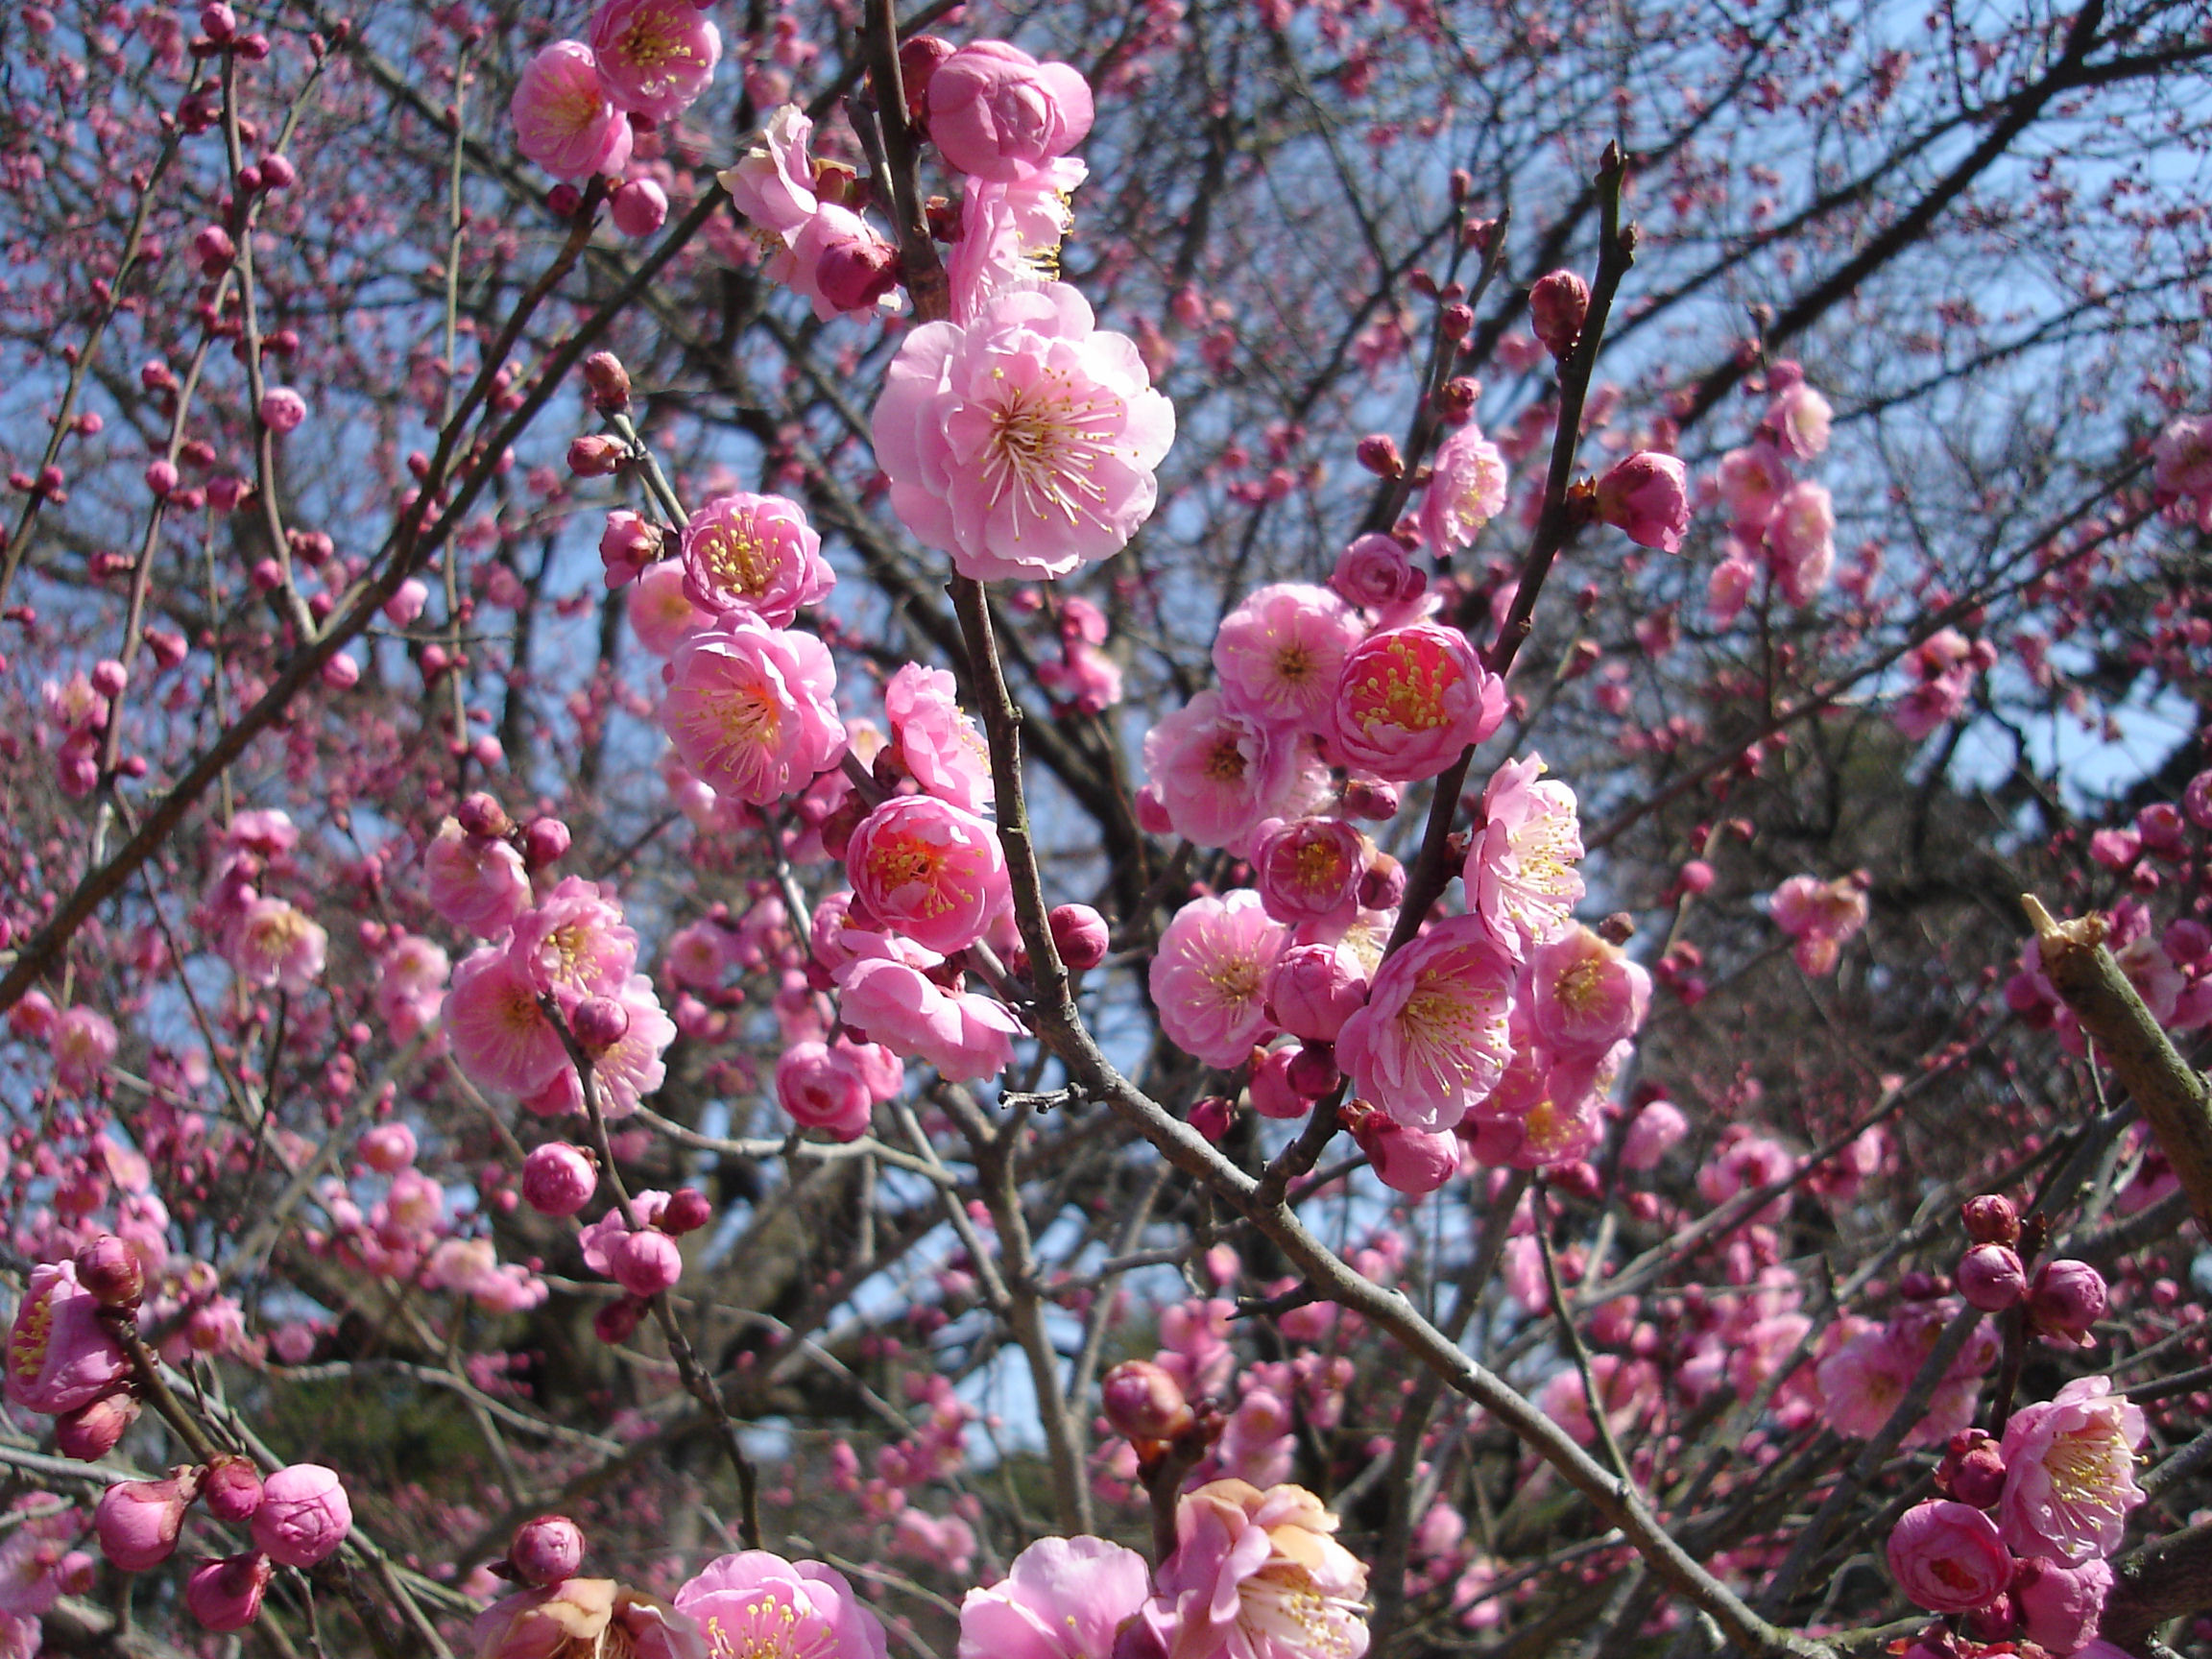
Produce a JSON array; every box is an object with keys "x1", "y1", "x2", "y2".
[
  {"x1": 1047, "y1": 903, "x2": 1111, "y2": 971},
  {"x1": 1099, "y1": 1358, "x2": 1193, "y2": 1442},
  {"x1": 251, "y1": 1464, "x2": 349, "y2": 1568},
  {"x1": 1346, "y1": 1102, "x2": 1458, "y2": 1196},
  {"x1": 610, "y1": 178, "x2": 669, "y2": 238},
  {"x1": 2026, "y1": 1259, "x2": 2106, "y2": 1347},
  {"x1": 382, "y1": 577, "x2": 429, "y2": 626},
  {"x1": 1936, "y1": 1430, "x2": 2007, "y2": 1510},
  {"x1": 582, "y1": 352, "x2": 631, "y2": 414},
  {"x1": 1356, "y1": 434, "x2": 1405, "y2": 479},
  {"x1": 812, "y1": 225, "x2": 901, "y2": 314},
  {"x1": 201, "y1": 1455, "x2": 265, "y2": 1522},
  {"x1": 567, "y1": 435, "x2": 627, "y2": 477},
  {"x1": 2012, "y1": 1555, "x2": 2112, "y2": 1655},
  {"x1": 1286, "y1": 1041, "x2": 1339, "y2": 1099},
  {"x1": 1339, "y1": 778, "x2": 1401, "y2": 820},
  {"x1": 258, "y1": 153, "x2": 296, "y2": 189},
  {"x1": 455, "y1": 792, "x2": 511, "y2": 838},
  {"x1": 1960, "y1": 1194, "x2": 2019, "y2": 1246},
  {"x1": 357, "y1": 1122, "x2": 417, "y2": 1173},
  {"x1": 55, "y1": 1390, "x2": 139, "y2": 1460},
  {"x1": 185, "y1": 1551, "x2": 272, "y2": 1632},
  {"x1": 1358, "y1": 852, "x2": 1407, "y2": 912},
  {"x1": 1958, "y1": 1243, "x2": 2026, "y2": 1312},
  {"x1": 897, "y1": 35, "x2": 954, "y2": 122},
  {"x1": 97, "y1": 1475, "x2": 198, "y2": 1572},
  {"x1": 1265, "y1": 944, "x2": 1368, "y2": 1043},
  {"x1": 145, "y1": 459, "x2": 179, "y2": 497},
  {"x1": 508, "y1": 1514, "x2": 586, "y2": 1586},
  {"x1": 926, "y1": 40, "x2": 1094, "y2": 182},
  {"x1": 191, "y1": 224, "x2": 235, "y2": 271},
  {"x1": 522, "y1": 816, "x2": 571, "y2": 870},
  {"x1": 1188, "y1": 1095, "x2": 1234, "y2": 1142},
  {"x1": 258, "y1": 388, "x2": 306, "y2": 433},
  {"x1": 200, "y1": 3, "x2": 235, "y2": 39},
  {"x1": 1331, "y1": 533, "x2": 1424, "y2": 611},
  {"x1": 523, "y1": 1144, "x2": 597, "y2": 1216},
  {"x1": 1528, "y1": 269, "x2": 1590, "y2": 361},
  {"x1": 1887, "y1": 1500, "x2": 2014, "y2": 1614},
  {"x1": 75, "y1": 1234, "x2": 144, "y2": 1309},
  {"x1": 611, "y1": 1229, "x2": 683, "y2": 1297},
  {"x1": 1248, "y1": 1047, "x2": 1307, "y2": 1120},
  {"x1": 660, "y1": 1190, "x2": 712, "y2": 1236},
  {"x1": 593, "y1": 1297, "x2": 645, "y2": 1344},
  {"x1": 570, "y1": 996, "x2": 631, "y2": 1051},
  {"x1": 1595, "y1": 451, "x2": 1692, "y2": 553}
]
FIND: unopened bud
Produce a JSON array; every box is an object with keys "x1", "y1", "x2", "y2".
[
  {"x1": 593, "y1": 1296, "x2": 646, "y2": 1344},
  {"x1": 521, "y1": 1143, "x2": 596, "y2": 1217},
  {"x1": 1960, "y1": 1193, "x2": 2019, "y2": 1247},
  {"x1": 581, "y1": 352, "x2": 631, "y2": 414},
  {"x1": 660, "y1": 1189, "x2": 712, "y2": 1236},
  {"x1": 566, "y1": 435, "x2": 627, "y2": 478},
  {"x1": 1957, "y1": 1243, "x2": 2026, "y2": 1312},
  {"x1": 201, "y1": 1455, "x2": 265, "y2": 1523},
  {"x1": 1358, "y1": 853, "x2": 1406, "y2": 912},
  {"x1": 454, "y1": 792, "x2": 510, "y2": 838},
  {"x1": 1528, "y1": 268, "x2": 1590, "y2": 361},
  {"x1": 508, "y1": 1514, "x2": 585, "y2": 1587},
  {"x1": 1187, "y1": 1096, "x2": 1234, "y2": 1142},
  {"x1": 1356, "y1": 434, "x2": 1405, "y2": 479},
  {"x1": 184, "y1": 1551, "x2": 272, "y2": 1633},
  {"x1": 1048, "y1": 903, "x2": 1111, "y2": 971},
  {"x1": 55, "y1": 1391, "x2": 139, "y2": 1461},
  {"x1": 1099, "y1": 1358, "x2": 1193, "y2": 1442},
  {"x1": 898, "y1": 35, "x2": 954, "y2": 123},
  {"x1": 76, "y1": 1234, "x2": 143, "y2": 1308},
  {"x1": 570, "y1": 997, "x2": 630, "y2": 1052},
  {"x1": 522, "y1": 816, "x2": 571, "y2": 870},
  {"x1": 1935, "y1": 1430, "x2": 2006, "y2": 1509},
  {"x1": 1286, "y1": 1042, "x2": 1338, "y2": 1099}
]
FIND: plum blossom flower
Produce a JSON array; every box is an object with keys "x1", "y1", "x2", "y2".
[
  {"x1": 374, "y1": 933, "x2": 450, "y2": 1042},
  {"x1": 1150, "y1": 891, "x2": 1290, "y2": 1069},
  {"x1": 872, "y1": 282, "x2": 1174, "y2": 583},
  {"x1": 958, "y1": 1535, "x2": 1150, "y2": 1659},
  {"x1": 1331, "y1": 624, "x2": 1504, "y2": 783},
  {"x1": 424, "y1": 819, "x2": 533, "y2": 937},
  {"x1": 883, "y1": 663, "x2": 993, "y2": 814},
  {"x1": 522, "y1": 976, "x2": 675, "y2": 1119},
  {"x1": 1765, "y1": 381, "x2": 1832, "y2": 460},
  {"x1": 948, "y1": 158, "x2": 1086, "y2": 323},
  {"x1": 1419, "y1": 425, "x2": 1508, "y2": 552},
  {"x1": 2014, "y1": 1555, "x2": 2112, "y2": 1654},
  {"x1": 675, "y1": 1551, "x2": 888, "y2": 1659},
  {"x1": 776, "y1": 1042, "x2": 874, "y2": 1141},
  {"x1": 661, "y1": 617, "x2": 847, "y2": 806},
  {"x1": 1335, "y1": 915, "x2": 1517, "y2": 1133},
  {"x1": 845, "y1": 796, "x2": 1010, "y2": 956},
  {"x1": 49, "y1": 1006, "x2": 118, "y2": 1095},
  {"x1": 1143, "y1": 692, "x2": 1298, "y2": 850},
  {"x1": 510, "y1": 41, "x2": 633, "y2": 180},
  {"x1": 444, "y1": 947, "x2": 571, "y2": 1098},
  {"x1": 510, "y1": 878, "x2": 639, "y2": 1002},
  {"x1": 6, "y1": 1260, "x2": 128, "y2": 1415},
  {"x1": 476, "y1": 1577, "x2": 706, "y2": 1659},
  {"x1": 1887, "y1": 1500, "x2": 2013, "y2": 1614},
  {"x1": 1999, "y1": 1377, "x2": 2147, "y2": 1565},
  {"x1": 1252, "y1": 818, "x2": 1367, "y2": 928},
  {"x1": 1214, "y1": 584, "x2": 1364, "y2": 733},
  {"x1": 589, "y1": 0, "x2": 721, "y2": 122},
  {"x1": 1466, "y1": 754, "x2": 1584, "y2": 955},
  {"x1": 1714, "y1": 444, "x2": 1791, "y2": 533},
  {"x1": 1525, "y1": 926, "x2": 1649, "y2": 1060},
  {"x1": 1134, "y1": 1480, "x2": 1369, "y2": 1659},
  {"x1": 1594, "y1": 452, "x2": 1691, "y2": 552},
  {"x1": 836, "y1": 944, "x2": 1022, "y2": 1084},
  {"x1": 680, "y1": 493, "x2": 834, "y2": 625},
  {"x1": 719, "y1": 106, "x2": 817, "y2": 240},
  {"x1": 926, "y1": 41, "x2": 1094, "y2": 183},
  {"x1": 1771, "y1": 872, "x2": 1869, "y2": 975},
  {"x1": 1767, "y1": 479, "x2": 1835, "y2": 607}
]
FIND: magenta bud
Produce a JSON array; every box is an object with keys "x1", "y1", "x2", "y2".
[
  {"x1": 1047, "y1": 903, "x2": 1111, "y2": 971},
  {"x1": 1340, "y1": 778, "x2": 1401, "y2": 820},
  {"x1": 521, "y1": 1143, "x2": 596, "y2": 1217},
  {"x1": 1960, "y1": 1193, "x2": 2020, "y2": 1247},
  {"x1": 897, "y1": 34, "x2": 954, "y2": 122},
  {"x1": 813, "y1": 234, "x2": 901, "y2": 314},
  {"x1": 199, "y1": 2, "x2": 235, "y2": 39},
  {"x1": 660, "y1": 1189, "x2": 712, "y2": 1237},
  {"x1": 97, "y1": 1474, "x2": 198, "y2": 1572},
  {"x1": 507, "y1": 1514, "x2": 585, "y2": 1587},
  {"x1": 1356, "y1": 434, "x2": 1405, "y2": 479},
  {"x1": 185, "y1": 1551, "x2": 272, "y2": 1632},
  {"x1": 610, "y1": 178, "x2": 669, "y2": 238},
  {"x1": 75, "y1": 1234, "x2": 144, "y2": 1308},
  {"x1": 145, "y1": 458, "x2": 179, "y2": 497},
  {"x1": 592, "y1": 1296, "x2": 645, "y2": 1344},
  {"x1": 610, "y1": 1229, "x2": 683, "y2": 1297},
  {"x1": 1958, "y1": 1243, "x2": 2027, "y2": 1312},
  {"x1": 582, "y1": 351, "x2": 631, "y2": 414},
  {"x1": 258, "y1": 153, "x2": 296, "y2": 190},
  {"x1": 566, "y1": 435, "x2": 627, "y2": 477},
  {"x1": 1358, "y1": 853, "x2": 1406, "y2": 912},
  {"x1": 251, "y1": 1464, "x2": 349, "y2": 1568},
  {"x1": 522, "y1": 816, "x2": 571, "y2": 870},
  {"x1": 454, "y1": 791, "x2": 511, "y2": 838},
  {"x1": 357, "y1": 1122, "x2": 417, "y2": 1174},
  {"x1": 89, "y1": 659, "x2": 128, "y2": 698},
  {"x1": 2027, "y1": 1259, "x2": 2107, "y2": 1347},
  {"x1": 1528, "y1": 268, "x2": 1590, "y2": 361},
  {"x1": 1247, "y1": 1047, "x2": 1308, "y2": 1121},
  {"x1": 201, "y1": 1455, "x2": 265, "y2": 1522},
  {"x1": 570, "y1": 997, "x2": 630, "y2": 1052},
  {"x1": 1286, "y1": 1042, "x2": 1338, "y2": 1100},
  {"x1": 55, "y1": 1390, "x2": 139, "y2": 1461},
  {"x1": 1187, "y1": 1095, "x2": 1234, "y2": 1142},
  {"x1": 1936, "y1": 1430, "x2": 2007, "y2": 1509},
  {"x1": 1099, "y1": 1358, "x2": 1193, "y2": 1442}
]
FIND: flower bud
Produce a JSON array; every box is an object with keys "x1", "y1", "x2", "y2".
[
  {"x1": 611, "y1": 1229, "x2": 683, "y2": 1297},
  {"x1": 2026, "y1": 1259, "x2": 2106, "y2": 1347},
  {"x1": 1356, "y1": 434, "x2": 1405, "y2": 479},
  {"x1": 1935, "y1": 1429, "x2": 2007, "y2": 1509},
  {"x1": 200, "y1": 2, "x2": 235, "y2": 39},
  {"x1": 522, "y1": 816, "x2": 571, "y2": 870},
  {"x1": 1957, "y1": 1243, "x2": 2026, "y2": 1312},
  {"x1": 508, "y1": 1514, "x2": 585, "y2": 1587},
  {"x1": 1247, "y1": 1047, "x2": 1307, "y2": 1121},
  {"x1": 814, "y1": 233, "x2": 901, "y2": 314},
  {"x1": 1099, "y1": 1359, "x2": 1193, "y2": 1442},
  {"x1": 201, "y1": 1455, "x2": 265, "y2": 1522},
  {"x1": 75, "y1": 1234, "x2": 144, "y2": 1309},
  {"x1": 570, "y1": 997, "x2": 630, "y2": 1052},
  {"x1": 97, "y1": 1474, "x2": 198, "y2": 1572},
  {"x1": 454, "y1": 791, "x2": 511, "y2": 838},
  {"x1": 611, "y1": 178, "x2": 669, "y2": 238},
  {"x1": 581, "y1": 351, "x2": 631, "y2": 415},
  {"x1": 1358, "y1": 853, "x2": 1406, "y2": 912},
  {"x1": 1187, "y1": 1095, "x2": 1234, "y2": 1142},
  {"x1": 357, "y1": 1121, "x2": 417, "y2": 1174},
  {"x1": 660, "y1": 1189, "x2": 712, "y2": 1236},
  {"x1": 1345, "y1": 1102, "x2": 1458, "y2": 1196},
  {"x1": 566, "y1": 435, "x2": 627, "y2": 477},
  {"x1": 258, "y1": 388, "x2": 306, "y2": 433},
  {"x1": 1960, "y1": 1194, "x2": 2020, "y2": 1246},
  {"x1": 1339, "y1": 778, "x2": 1401, "y2": 820},
  {"x1": 1265, "y1": 944, "x2": 1368, "y2": 1044},
  {"x1": 1047, "y1": 903, "x2": 1111, "y2": 971},
  {"x1": 1286, "y1": 1041, "x2": 1339, "y2": 1099},
  {"x1": 2012, "y1": 1556, "x2": 2112, "y2": 1656},
  {"x1": 55, "y1": 1390, "x2": 139, "y2": 1461},
  {"x1": 521, "y1": 1143, "x2": 597, "y2": 1217},
  {"x1": 185, "y1": 1551, "x2": 272, "y2": 1632},
  {"x1": 592, "y1": 1297, "x2": 645, "y2": 1344},
  {"x1": 251, "y1": 1464, "x2": 350, "y2": 1568},
  {"x1": 1594, "y1": 451, "x2": 1692, "y2": 553},
  {"x1": 258, "y1": 153, "x2": 296, "y2": 190},
  {"x1": 1528, "y1": 268, "x2": 1590, "y2": 361},
  {"x1": 898, "y1": 35, "x2": 954, "y2": 122}
]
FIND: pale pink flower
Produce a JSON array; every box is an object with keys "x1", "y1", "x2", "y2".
[
  {"x1": 680, "y1": 493, "x2": 833, "y2": 624},
  {"x1": 947, "y1": 157, "x2": 1086, "y2": 323},
  {"x1": 589, "y1": 0, "x2": 721, "y2": 121},
  {"x1": 1707, "y1": 547, "x2": 1760, "y2": 626},
  {"x1": 661, "y1": 617, "x2": 847, "y2": 806},
  {"x1": 1886, "y1": 1500, "x2": 2013, "y2": 1614},
  {"x1": 476, "y1": 1578, "x2": 706, "y2": 1659},
  {"x1": 2152, "y1": 414, "x2": 2212, "y2": 500},
  {"x1": 1214, "y1": 584, "x2": 1364, "y2": 733},
  {"x1": 631, "y1": 560, "x2": 718, "y2": 657},
  {"x1": 1252, "y1": 817, "x2": 1367, "y2": 929},
  {"x1": 846, "y1": 796, "x2": 1009, "y2": 955},
  {"x1": 6, "y1": 1260, "x2": 128, "y2": 1415},
  {"x1": 718, "y1": 105, "x2": 817, "y2": 239},
  {"x1": 510, "y1": 41, "x2": 634, "y2": 180},
  {"x1": 1335, "y1": 915, "x2": 1517, "y2": 1133},
  {"x1": 1264, "y1": 942, "x2": 1369, "y2": 1043},
  {"x1": 374, "y1": 933, "x2": 451, "y2": 1042},
  {"x1": 926, "y1": 41, "x2": 1094, "y2": 183},
  {"x1": 1771, "y1": 873, "x2": 1868, "y2": 974},
  {"x1": 1466, "y1": 754, "x2": 1584, "y2": 954},
  {"x1": 1037, "y1": 637, "x2": 1123, "y2": 713},
  {"x1": 1594, "y1": 452, "x2": 1691, "y2": 552},
  {"x1": 1461, "y1": 1044, "x2": 1608, "y2": 1170},
  {"x1": 675, "y1": 1551, "x2": 886, "y2": 1659},
  {"x1": 1135, "y1": 1480, "x2": 1369, "y2": 1659},
  {"x1": 1419, "y1": 425, "x2": 1508, "y2": 552},
  {"x1": 1525, "y1": 926, "x2": 1648, "y2": 1060},
  {"x1": 1765, "y1": 382, "x2": 1832, "y2": 460},
  {"x1": 1150, "y1": 891, "x2": 1289, "y2": 1069},
  {"x1": 1144, "y1": 691, "x2": 1298, "y2": 850},
  {"x1": 836, "y1": 950, "x2": 1021, "y2": 1084},
  {"x1": 1766, "y1": 479, "x2": 1835, "y2": 607},
  {"x1": 49, "y1": 1006, "x2": 118, "y2": 1095},
  {"x1": 1999, "y1": 1377, "x2": 2147, "y2": 1565},
  {"x1": 884, "y1": 663, "x2": 993, "y2": 814},
  {"x1": 777, "y1": 1042, "x2": 874, "y2": 1141},
  {"x1": 872, "y1": 282, "x2": 1174, "y2": 583},
  {"x1": 1714, "y1": 443, "x2": 1791, "y2": 533},
  {"x1": 0, "y1": 1513, "x2": 71, "y2": 1617},
  {"x1": 958, "y1": 1534, "x2": 1149, "y2": 1659},
  {"x1": 444, "y1": 947, "x2": 571, "y2": 1098},
  {"x1": 510, "y1": 878, "x2": 639, "y2": 1001},
  {"x1": 1331, "y1": 624, "x2": 1504, "y2": 783},
  {"x1": 1619, "y1": 1098, "x2": 1688, "y2": 1169},
  {"x1": 424, "y1": 818, "x2": 533, "y2": 937}
]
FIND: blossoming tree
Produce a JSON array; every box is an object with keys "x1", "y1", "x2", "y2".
[{"x1": 0, "y1": 0, "x2": 2209, "y2": 1655}]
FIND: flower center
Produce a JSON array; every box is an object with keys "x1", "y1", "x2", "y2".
[
  {"x1": 978, "y1": 368, "x2": 1119, "y2": 533},
  {"x1": 615, "y1": 12, "x2": 691, "y2": 74},
  {"x1": 2045, "y1": 1426, "x2": 2126, "y2": 1511},
  {"x1": 8, "y1": 1289, "x2": 52, "y2": 1384},
  {"x1": 1351, "y1": 637, "x2": 1457, "y2": 735},
  {"x1": 696, "y1": 517, "x2": 773, "y2": 599},
  {"x1": 688, "y1": 684, "x2": 783, "y2": 771},
  {"x1": 866, "y1": 832, "x2": 957, "y2": 919},
  {"x1": 1204, "y1": 736, "x2": 1249, "y2": 782}
]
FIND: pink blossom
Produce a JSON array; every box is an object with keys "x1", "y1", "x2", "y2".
[
  {"x1": 661, "y1": 617, "x2": 847, "y2": 806},
  {"x1": 884, "y1": 663, "x2": 993, "y2": 814},
  {"x1": 477, "y1": 1579, "x2": 706, "y2": 1659},
  {"x1": 674, "y1": 1551, "x2": 888, "y2": 1659},
  {"x1": 2014, "y1": 1555, "x2": 2112, "y2": 1654},
  {"x1": 1331, "y1": 534, "x2": 1425, "y2": 613},
  {"x1": 1999, "y1": 1377, "x2": 2146, "y2": 1564},
  {"x1": 957, "y1": 1531, "x2": 1153, "y2": 1657},
  {"x1": 1143, "y1": 692, "x2": 1298, "y2": 850},
  {"x1": 1331, "y1": 624, "x2": 1503, "y2": 783},
  {"x1": 223, "y1": 897, "x2": 326, "y2": 992},
  {"x1": 1594, "y1": 452, "x2": 1691, "y2": 552},
  {"x1": 1765, "y1": 382, "x2": 1832, "y2": 460},
  {"x1": 1714, "y1": 444, "x2": 1791, "y2": 533},
  {"x1": 1707, "y1": 548, "x2": 1760, "y2": 626},
  {"x1": 680, "y1": 493, "x2": 833, "y2": 624},
  {"x1": 1887, "y1": 1500, "x2": 2013, "y2": 1614},
  {"x1": 510, "y1": 878, "x2": 639, "y2": 1001},
  {"x1": 1766, "y1": 479, "x2": 1835, "y2": 607},
  {"x1": 2151, "y1": 414, "x2": 2212, "y2": 500},
  {"x1": 445, "y1": 947, "x2": 572, "y2": 1098},
  {"x1": 6, "y1": 1260, "x2": 128, "y2": 1415},
  {"x1": 424, "y1": 818, "x2": 532, "y2": 937},
  {"x1": 631, "y1": 560, "x2": 718, "y2": 657},
  {"x1": 1136, "y1": 1479, "x2": 1370, "y2": 1659},
  {"x1": 1265, "y1": 942, "x2": 1369, "y2": 1043},
  {"x1": 777, "y1": 203, "x2": 902, "y2": 321},
  {"x1": 510, "y1": 41, "x2": 633, "y2": 180},
  {"x1": 374, "y1": 933, "x2": 450, "y2": 1042},
  {"x1": 589, "y1": 0, "x2": 720, "y2": 122},
  {"x1": 873, "y1": 282, "x2": 1174, "y2": 583},
  {"x1": 836, "y1": 950, "x2": 1021, "y2": 1084},
  {"x1": 1214, "y1": 583, "x2": 1364, "y2": 733},
  {"x1": 522, "y1": 975, "x2": 673, "y2": 1119},
  {"x1": 718, "y1": 106, "x2": 817, "y2": 239},
  {"x1": 1037, "y1": 637, "x2": 1123, "y2": 713},
  {"x1": 1466, "y1": 753, "x2": 1585, "y2": 954},
  {"x1": 49, "y1": 1006, "x2": 118, "y2": 1095},
  {"x1": 1336, "y1": 915, "x2": 1517, "y2": 1133},
  {"x1": 777, "y1": 1042, "x2": 874, "y2": 1141},
  {"x1": 96, "y1": 1477, "x2": 195, "y2": 1572},
  {"x1": 1252, "y1": 817, "x2": 1367, "y2": 928},
  {"x1": 1419, "y1": 425, "x2": 1508, "y2": 552},
  {"x1": 926, "y1": 41, "x2": 1094, "y2": 183},
  {"x1": 947, "y1": 158, "x2": 1085, "y2": 323},
  {"x1": 1461, "y1": 1045, "x2": 1608, "y2": 1170},
  {"x1": 1150, "y1": 891, "x2": 1289, "y2": 1068},
  {"x1": 1525, "y1": 926, "x2": 1649, "y2": 1060},
  {"x1": 1619, "y1": 1099, "x2": 1687, "y2": 1169},
  {"x1": 846, "y1": 796, "x2": 1009, "y2": 955}
]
